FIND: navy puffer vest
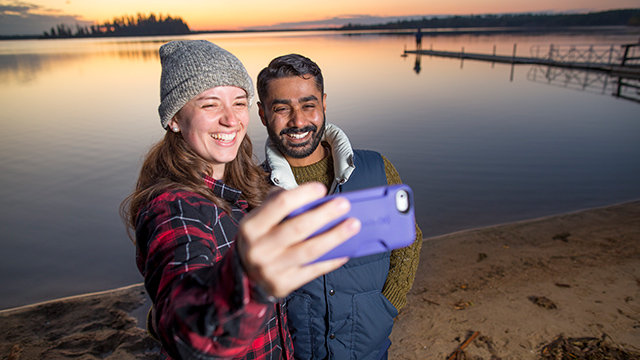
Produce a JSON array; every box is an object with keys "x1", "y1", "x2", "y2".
[{"x1": 286, "y1": 150, "x2": 397, "y2": 360}]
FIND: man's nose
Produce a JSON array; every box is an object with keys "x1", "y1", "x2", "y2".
[{"x1": 288, "y1": 107, "x2": 305, "y2": 127}]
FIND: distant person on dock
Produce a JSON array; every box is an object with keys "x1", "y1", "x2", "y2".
[
  {"x1": 416, "y1": 28, "x2": 423, "y2": 50},
  {"x1": 122, "y1": 40, "x2": 358, "y2": 360},
  {"x1": 256, "y1": 53, "x2": 423, "y2": 359}
]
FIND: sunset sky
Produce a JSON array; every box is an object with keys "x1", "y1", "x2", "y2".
[{"x1": 1, "y1": 0, "x2": 639, "y2": 35}]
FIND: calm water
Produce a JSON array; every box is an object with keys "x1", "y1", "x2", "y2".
[{"x1": 1, "y1": 30, "x2": 639, "y2": 310}]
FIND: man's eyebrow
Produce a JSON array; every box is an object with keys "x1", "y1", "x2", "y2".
[
  {"x1": 271, "y1": 99, "x2": 292, "y2": 106},
  {"x1": 270, "y1": 95, "x2": 318, "y2": 107}
]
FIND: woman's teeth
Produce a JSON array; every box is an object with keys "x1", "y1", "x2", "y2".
[{"x1": 211, "y1": 133, "x2": 236, "y2": 142}]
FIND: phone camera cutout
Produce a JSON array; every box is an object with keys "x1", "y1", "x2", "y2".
[{"x1": 395, "y1": 190, "x2": 410, "y2": 214}]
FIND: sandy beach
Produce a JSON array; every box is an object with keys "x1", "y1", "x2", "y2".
[{"x1": 1, "y1": 201, "x2": 639, "y2": 359}]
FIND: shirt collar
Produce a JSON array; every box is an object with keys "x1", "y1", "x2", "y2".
[{"x1": 202, "y1": 175, "x2": 242, "y2": 203}]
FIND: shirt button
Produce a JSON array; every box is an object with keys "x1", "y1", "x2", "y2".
[
  {"x1": 329, "y1": 289, "x2": 335, "y2": 296},
  {"x1": 273, "y1": 178, "x2": 280, "y2": 184},
  {"x1": 329, "y1": 334, "x2": 336, "y2": 340}
]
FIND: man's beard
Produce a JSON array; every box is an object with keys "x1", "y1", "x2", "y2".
[{"x1": 268, "y1": 116, "x2": 326, "y2": 159}]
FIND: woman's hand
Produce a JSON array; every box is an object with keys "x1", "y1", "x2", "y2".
[{"x1": 237, "y1": 182, "x2": 360, "y2": 298}]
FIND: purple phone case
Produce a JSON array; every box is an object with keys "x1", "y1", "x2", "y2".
[{"x1": 286, "y1": 184, "x2": 416, "y2": 262}]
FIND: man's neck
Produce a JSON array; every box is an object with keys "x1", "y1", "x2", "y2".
[
  {"x1": 285, "y1": 144, "x2": 329, "y2": 167},
  {"x1": 290, "y1": 149, "x2": 334, "y2": 190}
]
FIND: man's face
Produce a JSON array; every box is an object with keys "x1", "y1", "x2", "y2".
[{"x1": 259, "y1": 75, "x2": 327, "y2": 167}]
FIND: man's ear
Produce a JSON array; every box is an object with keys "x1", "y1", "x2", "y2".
[
  {"x1": 257, "y1": 102, "x2": 267, "y2": 126},
  {"x1": 322, "y1": 93, "x2": 327, "y2": 115}
]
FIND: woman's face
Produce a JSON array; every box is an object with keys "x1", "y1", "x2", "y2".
[{"x1": 168, "y1": 86, "x2": 249, "y2": 179}]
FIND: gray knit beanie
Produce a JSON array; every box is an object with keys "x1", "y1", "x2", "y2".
[{"x1": 158, "y1": 40, "x2": 254, "y2": 129}]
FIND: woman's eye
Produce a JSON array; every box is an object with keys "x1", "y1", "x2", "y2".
[{"x1": 202, "y1": 102, "x2": 220, "y2": 109}]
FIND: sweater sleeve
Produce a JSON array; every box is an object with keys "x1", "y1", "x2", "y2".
[
  {"x1": 380, "y1": 156, "x2": 423, "y2": 311},
  {"x1": 136, "y1": 192, "x2": 274, "y2": 359}
]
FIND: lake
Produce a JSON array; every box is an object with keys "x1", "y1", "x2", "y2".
[{"x1": 1, "y1": 29, "x2": 639, "y2": 310}]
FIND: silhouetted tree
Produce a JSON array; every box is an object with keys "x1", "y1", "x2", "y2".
[{"x1": 41, "y1": 12, "x2": 191, "y2": 39}]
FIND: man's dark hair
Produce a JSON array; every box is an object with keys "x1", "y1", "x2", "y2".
[{"x1": 257, "y1": 54, "x2": 324, "y2": 103}]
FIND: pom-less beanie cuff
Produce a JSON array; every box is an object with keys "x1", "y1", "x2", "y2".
[{"x1": 158, "y1": 40, "x2": 254, "y2": 129}]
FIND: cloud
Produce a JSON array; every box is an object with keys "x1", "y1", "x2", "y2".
[
  {"x1": 0, "y1": 0, "x2": 90, "y2": 36},
  {"x1": 0, "y1": 1, "x2": 39, "y2": 14}
]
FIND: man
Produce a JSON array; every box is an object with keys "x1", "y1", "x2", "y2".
[{"x1": 257, "y1": 54, "x2": 422, "y2": 360}]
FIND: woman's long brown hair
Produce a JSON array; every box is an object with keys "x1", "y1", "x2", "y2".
[{"x1": 120, "y1": 129, "x2": 271, "y2": 244}]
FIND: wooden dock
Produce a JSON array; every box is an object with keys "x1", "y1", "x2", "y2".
[{"x1": 405, "y1": 47, "x2": 640, "y2": 80}]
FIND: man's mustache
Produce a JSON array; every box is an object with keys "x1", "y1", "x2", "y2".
[{"x1": 280, "y1": 125, "x2": 317, "y2": 136}]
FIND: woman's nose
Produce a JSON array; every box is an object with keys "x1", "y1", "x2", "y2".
[{"x1": 220, "y1": 106, "x2": 239, "y2": 127}]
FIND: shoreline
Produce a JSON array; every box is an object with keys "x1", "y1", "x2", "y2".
[
  {"x1": 1, "y1": 200, "x2": 639, "y2": 359},
  {"x1": 3, "y1": 23, "x2": 639, "y2": 41},
  {"x1": 3, "y1": 199, "x2": 638, "y2": 314},
  {"x1": 0, "y1": 284, "x2": 145, "y2": 316},
  {"x1": 425, "y1": 197, "x2": 640, "y2": 239}
]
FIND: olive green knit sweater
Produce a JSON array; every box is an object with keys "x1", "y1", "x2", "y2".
[{"x1": 290, "y1": 152, "x2": 423, "y2": 311}]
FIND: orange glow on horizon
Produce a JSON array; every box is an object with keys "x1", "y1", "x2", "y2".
[{"x1": 24, "y1": 0, "x2": 640, "y2": 32}]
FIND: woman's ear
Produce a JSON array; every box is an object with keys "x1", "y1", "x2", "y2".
[{"x1": 167, "y1": 117, "x2": 180, "y2": 133}]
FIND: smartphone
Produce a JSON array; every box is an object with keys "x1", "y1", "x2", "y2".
[{"x1": 286, "y1": 184, "x2": 416, "y2": 262}]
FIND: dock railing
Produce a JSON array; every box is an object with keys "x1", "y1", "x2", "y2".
[
  {"x1": 620, "y1": 41, "x2": 640, "y2": 66},
  {"x1": 526, "y1": 41, "x2": 640, "y2": 104},
  {"x1": 530, "y1": 41, "x2": 640, "y2": 67},
  {"x1": 406, "y1": 39, "x2": 640, "y2": 78}
]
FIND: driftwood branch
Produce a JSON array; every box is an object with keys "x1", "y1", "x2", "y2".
[{"x1": 447, "y1": 331, "x2": 481, "y2": 360}]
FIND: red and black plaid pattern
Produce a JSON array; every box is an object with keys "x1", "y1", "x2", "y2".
[{"x1": 136, "y1": 175, "x2": 293, "y2": 359}]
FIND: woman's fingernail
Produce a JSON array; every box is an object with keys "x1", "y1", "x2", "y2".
[
  {"x1": 312, "y1": 182, "x2": 326, "y2": 194},
  {"x1": 347, "y1": 218, "x2": 361, "y2": 232},
  {"x1": 335, "y1": 198, "x2": 350, "y2": 211}
]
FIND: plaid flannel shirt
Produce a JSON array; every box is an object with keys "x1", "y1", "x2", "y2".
[{"x1": 135, "y1": 176, "x2": 293, "y2": 360}]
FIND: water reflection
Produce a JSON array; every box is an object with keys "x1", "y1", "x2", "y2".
[
  {"x1": 0, "y1": 53, "x2": 83, "y2": 84},
  {"x1": 0, "y1": 41, "x2": 159, "y2": 84},
  {"x1": 528, "y1": 65, "x2": 640, "y2": 104},
  {"x1": 114, "y1": 48, "x2": 159, "y2": 61},
  {"x1": 413, "y1": 54, "x2": 422, "y2": 74}
]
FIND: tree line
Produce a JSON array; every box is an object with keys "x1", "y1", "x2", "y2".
[
  {"x1": 341, "y1": 9, "x2": 640, "y2": 30},
  {"x1": 32, "y1": 8, "x2": 640, "y2": 40},
  {"x1": 41, "y1": 13, "x2": 190, "y2": 38}
]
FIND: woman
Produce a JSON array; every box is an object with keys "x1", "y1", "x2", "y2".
[{"x1": 122, "y1": 40, "x2": 359, "y2": 360}]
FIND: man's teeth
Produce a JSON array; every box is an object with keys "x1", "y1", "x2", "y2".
[
  {"x1": 211, "y1": 133, "x2": 236, "y2": 142},
  {"x1": 288, "y1": 132, "x2": 309, "y2": 139}
]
